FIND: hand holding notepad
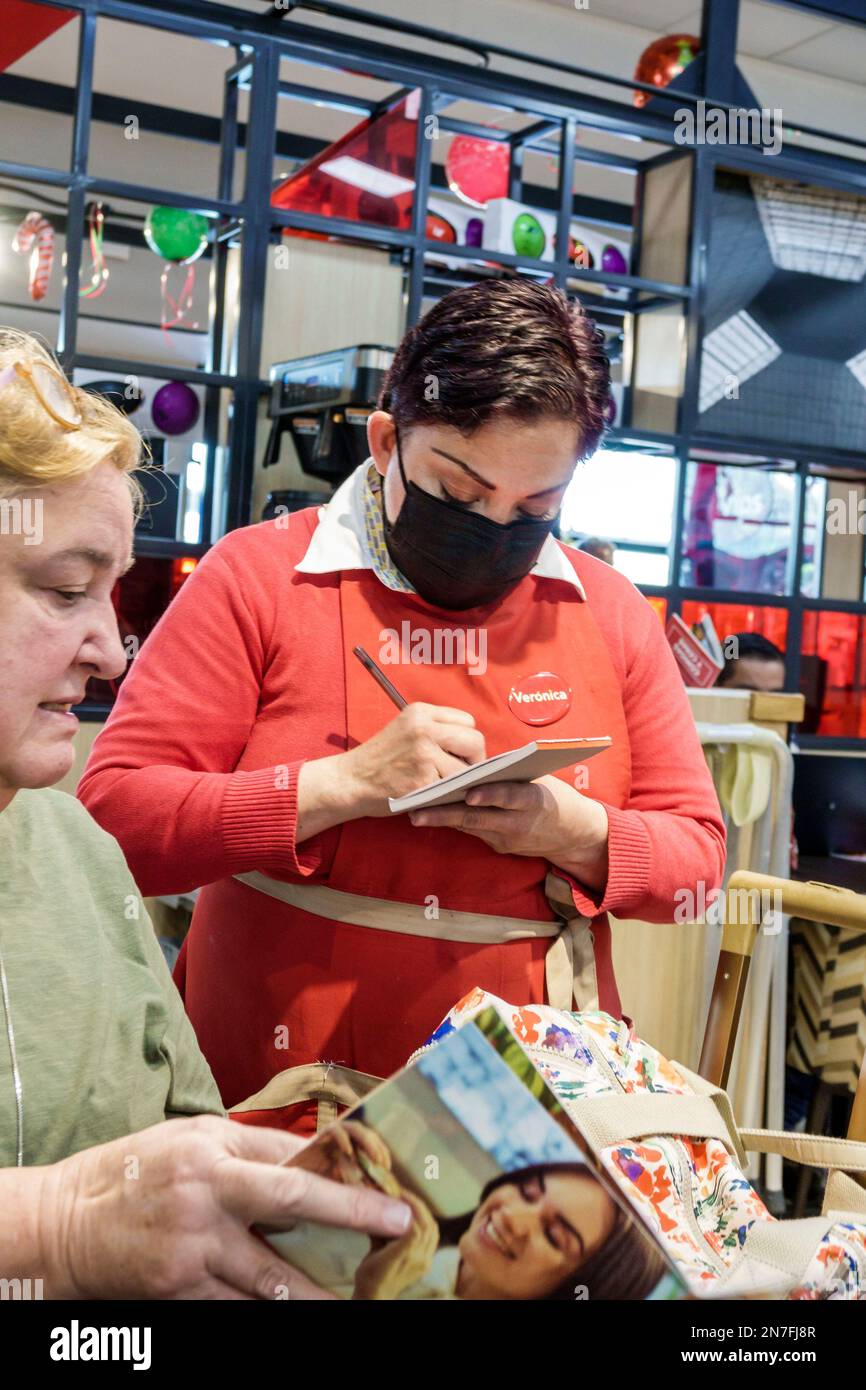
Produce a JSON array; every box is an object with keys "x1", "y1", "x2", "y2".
[
  {"x1": 351, "y1": 645, "x2": 610, "y2": 817},
  {"x1": 387, "y1": 736, "x2": 612, "y2": 813}
]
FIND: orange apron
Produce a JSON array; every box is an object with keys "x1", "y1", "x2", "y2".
[
  {"x1": 330, "y1": 570, "x2": 631, "y2": 911},
  {"x1": 184, "y1": 564, "x2": 632, "y2": 1133}
]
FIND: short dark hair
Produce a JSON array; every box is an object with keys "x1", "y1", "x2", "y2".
[
  {"x1": 718, "y1": 631, "x2": 786, "y2": 686},
  {"x1": 578, "y1": 536, "x2": 615, "y2": 558},
  {"x1": 379, "y1": 279, "x2": 611, "y2": 460}
]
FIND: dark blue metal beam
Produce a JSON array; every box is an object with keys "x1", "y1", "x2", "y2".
[
  {"x1": 555, "y1": 115, "x2": 577, "y2": 293},
  {"x1": 57, "y1": 7, "x2": 96, "y2": 365},
  {"x1": 226, "y1": 39, "x2": 279, "y2": 532},
  {"x1": 407, "y1": 86, "x2": 435, "y2": 327},
  {"x1": 700, "y1": 0, "x2": 742, "y2": 106}
]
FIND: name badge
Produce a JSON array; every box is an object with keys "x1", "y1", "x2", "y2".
[{"x1": 508, "y1": 672, "x2": 572, "y2": 726}]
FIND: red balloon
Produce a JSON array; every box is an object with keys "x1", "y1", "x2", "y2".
[
  {"x1": 426, "y1": 212, "x2": 456, "y2": 243},
  {"x1": 445, "y1": 135, "x2": 509, "y2": 208},
  {"x1": 633, "y1": 34, "x2": 700, "y2": 108}
]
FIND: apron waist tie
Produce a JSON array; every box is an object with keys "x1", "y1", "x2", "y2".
[
  {"x1": 231, "y1": 870, "x2": 598, "y2": 1129},
  {"x1": 234, "y1": 869, "x2": 598, "y2": 1014}
]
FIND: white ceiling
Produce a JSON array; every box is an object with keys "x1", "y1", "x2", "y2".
[
  {"x1": 765, "y1": 18, "x2": 866, "y2": 81},
  {"x1": 535, "y1": 0, "x2": 864, "y2": 71},
  {"x1": 6, "y1": 0, "x2": 866, "y2": 138},
  {"x1": 224, "y1": 0, "x2": 860, "y2": 68},
  {"x1": 735, "y1": 1, "x2": 835, "y2": 59}
]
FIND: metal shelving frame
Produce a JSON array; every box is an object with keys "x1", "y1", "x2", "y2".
[{"x1": 3, "y1": 0, "x2": 866, "y2": 742}]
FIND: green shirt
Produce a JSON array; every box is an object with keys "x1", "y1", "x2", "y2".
[{"x1": 0, "y1": 788, "x2": 224, "y2": 1167}]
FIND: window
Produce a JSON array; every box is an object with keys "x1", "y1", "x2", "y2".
[
  {"x1": 560, "y1": 449, "x2": 675, "y2": 584},
  {"x1": 680, "y1": 459, "x2": 797, "y2": 594}
]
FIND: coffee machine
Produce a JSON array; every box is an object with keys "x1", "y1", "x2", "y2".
[{"x1": 263, "y1": 345, "x2": 394, "y2": 489}]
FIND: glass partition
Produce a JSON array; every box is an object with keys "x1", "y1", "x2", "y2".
[
  {"x1": 680, "y1": 457, "x2": 798, "y2": 595},
  {"x1": 801, "y1": 610, "x2": 866, "y2": 738},
  {"x1": 680, "y1": 599, "x2": 790, "y2": 658}
]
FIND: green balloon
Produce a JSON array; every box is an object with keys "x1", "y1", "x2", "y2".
[
  {"x1": 512, "y1": 212, "x2": 546, "y2": 259},
  {"x1": 144, "y1": 206, "x2": 209, "y2": 264}
]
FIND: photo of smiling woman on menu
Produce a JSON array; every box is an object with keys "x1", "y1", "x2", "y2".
[{"x1": 265, "y1": 1017, "x2": 670, "y2": 1301}]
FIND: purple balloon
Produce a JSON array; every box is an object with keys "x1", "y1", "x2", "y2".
[
  {"x1": 465, "y1": 217, "x2": 484, "y2": 247},
  {"x1": 601, "y1": 244, "x2": 628, "y2": 275},
  {"x1": 151, "y1": 380, "x2": 200, "y2": 436}
]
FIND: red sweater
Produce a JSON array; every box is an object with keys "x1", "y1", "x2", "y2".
[{"x1": 78, "y1": 516, "x2": 725, "y2": 927}]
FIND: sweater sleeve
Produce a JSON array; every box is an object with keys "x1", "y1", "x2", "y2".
[
  {"x1": 77, "y1": 532, "x2": 327, "y2": 897},
  {"x1": 563, "y1": 586, "x2": 726, "y2": 924}
]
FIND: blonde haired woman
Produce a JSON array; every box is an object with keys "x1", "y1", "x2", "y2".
[{"x1": 0, "y1": 331, "x2": 410, "y2": 1299}]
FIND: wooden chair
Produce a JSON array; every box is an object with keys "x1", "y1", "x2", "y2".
[{"x1": 699, "y1": 870, "x2": 866, "y2": 1202}]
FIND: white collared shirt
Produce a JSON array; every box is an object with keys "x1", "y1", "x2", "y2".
[{"x1": 294, "y1": 460, "x2": 586, "y2": 600}]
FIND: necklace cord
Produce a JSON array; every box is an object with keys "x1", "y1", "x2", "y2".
[{"x1": 0, "y1": 938, "x2": 24, "y2": 1166}]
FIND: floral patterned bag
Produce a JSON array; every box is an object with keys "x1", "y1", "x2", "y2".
[{"x1": 412, "y1": 988, "x2": 866, "y2": 1300}]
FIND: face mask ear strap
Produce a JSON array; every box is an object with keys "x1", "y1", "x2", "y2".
[{"x1": 393, "y1": 422, "x2": 410, "y2": 491}]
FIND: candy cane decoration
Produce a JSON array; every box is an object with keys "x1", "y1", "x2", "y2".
[
  {"x1": 12, "y1": 212, "x2": 55, "y2": 302},
  {"x1": 160, "y1": 262, "x2": 199, "y2": 336},
  {"x1": 79, "y1": 202, "x2": 109, "y2": 300}
]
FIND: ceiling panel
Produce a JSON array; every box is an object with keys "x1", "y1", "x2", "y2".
[
  {"x1": 736, "y1": 0, "x2": 835, "y2": 59},
  {"x1": 537, "y1": 0, "x2": 700, "y2": 27},
  {"x1": 9, "y1": 0, "x2": 866, "y2": 115},
  {"x1": 768, "y1": 21, "x2": 866, "y2": 81}
]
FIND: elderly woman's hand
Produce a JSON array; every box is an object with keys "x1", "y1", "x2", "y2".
[
  {"x1": 34, "y1": 1115, "x2": 411, "y2": 1300},
  {"x1": 407, "y1": 775, "x2": 610, "y2": 892}
]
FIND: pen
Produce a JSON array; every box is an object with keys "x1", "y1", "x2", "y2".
[
  {"x1": 352, "y1": 645, "x2": 408, "y2": 711},
  {"x1": 353, "y1": 645, "x2": 476, "y2": 772}
]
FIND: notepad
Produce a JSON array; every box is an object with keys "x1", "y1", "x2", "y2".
[{"x1": 387, "y1": 736, "x2": 612, "y2": 813}]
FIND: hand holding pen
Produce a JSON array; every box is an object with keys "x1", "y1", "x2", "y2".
[{"x1": 343, "y1": 647, "x2": 482, "y2": 801}]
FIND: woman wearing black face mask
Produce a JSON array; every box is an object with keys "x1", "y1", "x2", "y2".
[
  {"x1": 383, "y1": 425, "x2": 559, "y2": 611},
  {"x1": 79, "y1": 280, "x2": 726, "y2": 1137}
]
